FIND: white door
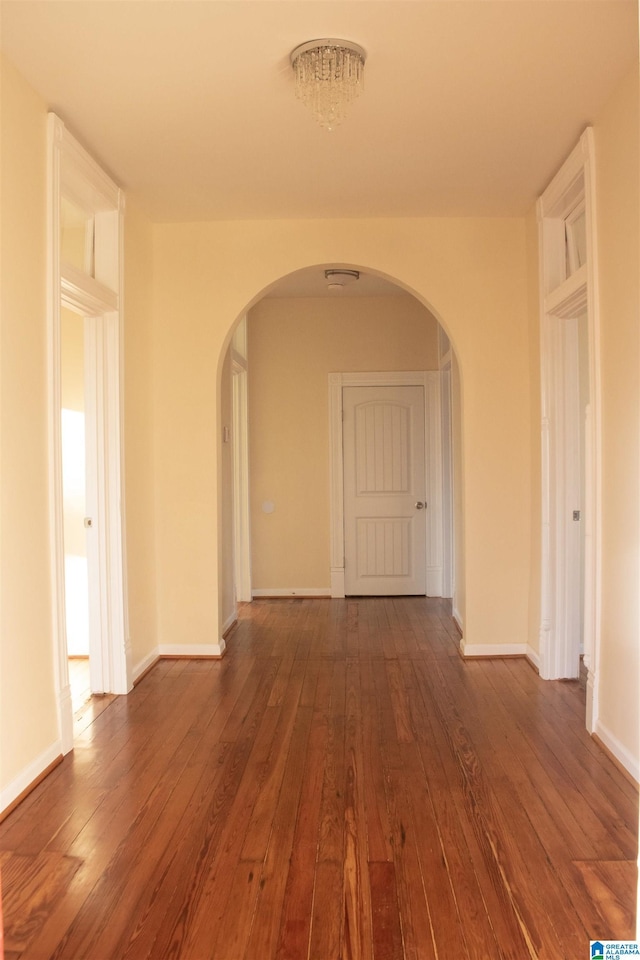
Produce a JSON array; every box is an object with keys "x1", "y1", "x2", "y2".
[{"x1": 343, "y1": 385, "x2": 427, "y2": 595}]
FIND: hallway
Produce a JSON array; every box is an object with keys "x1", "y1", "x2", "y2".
[{"x1": 0, "y1": 597, "x2": 637, "y2": 959}]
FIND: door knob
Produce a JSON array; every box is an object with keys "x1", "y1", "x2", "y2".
[{"x1": 415, "y1": 501, "x2": 425, "y2": 510}]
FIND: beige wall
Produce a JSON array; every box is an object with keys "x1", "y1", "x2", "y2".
[
  {"x1": 0, "y1": 56, "x2": 58, "y2": 792},
  {"x1": 151, "y1": 216, "x2": 531, "y2": 655},
  {"x1": 124, "y1": 201, "x2": 158, "y2": 668},
  {"x1": 247, "y1": 296, "x2": 439, "y2": 591},
  {"x1": 594, "y1": 65, "x2": 639, "y2": 764}
]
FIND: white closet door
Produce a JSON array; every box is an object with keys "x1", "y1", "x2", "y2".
[{"x1": 343, "y1": 385, "x2": 427, "y2": 596}]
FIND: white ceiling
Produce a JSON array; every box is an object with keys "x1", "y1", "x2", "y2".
[{"x1": 1, "y1": 0, "x2": 637, "y2": 227}]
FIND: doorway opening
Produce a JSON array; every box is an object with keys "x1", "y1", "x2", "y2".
[
  {"x1": 224, "y1": 270, "x2": 461, "y2": 627},
  {"x1": 60, "y1": 307, "x2": 91, "y2": 713},
  {"x1": 537, "y1": 128, "x2": 601, "y2": 731},
  {"x1": 48, "y1": 114, "x2": 130, "y2": 754}
]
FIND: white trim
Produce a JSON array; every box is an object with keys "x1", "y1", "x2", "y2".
[
  {"x1": 133, "y1": 640, "x2": 233, "y2": 681},
  {"x1": 460, "y1": 641, "x2": 529, "y2": 659},
  {"x1": 332, "y1": 371, "x2": 431, "y2": 386},
  {"x1": 538, "y1": 137, "x2": 585, "y2": 222},
  {"x1": 594, "y1": 721, "x2": 640, "y2": 784},
  {"x1": 440, "y1": 364, "x2": 454, "y2": 599},
  {"x1": 222, "y1": 612, "x2": 237, "y2": 636},
  {"x1": 132, "y1": 649, "x2": 159, "y2": 684},
  {"x1": 329, "y1": 371, "x2": 445, "y2": 600},
  {"x1": 56, "y1": 121, "x2": 120, "y2": 213},
  {"x1": 252, "y1": 588, "x2": 331, "y2": 598},
  {"x1": 425, "y1": 372, "x2": 443, "y2": 597},
  {"x1": 329, "y1": 374, "x2": 346, "y2": 596},
  {"x1": 47, "y1": 112, "x2": 131, "y2": 758},
  {"x1": 232, "y1": 348, "x2": 252, "y2": 603},
  {"x1": 158, "y1": 643, "x2": 226, "y2": 658},
  {"x1": 0, "y1": 741, "x2": 63, "y2": 815},
  {"x1": 537, "y1": 127, "x2": 602, "y2": 737},
  {"x1": 61, "y1": 263, "x2": 118, "y2": 316},
  {"x1": 526, "y1": 645, "x2": 541, "y2": 670},
  {"x1": 544, "y1": 264, "x2": 588, "y2": 318},
  {"x1": 47, "y1": 116, "x2": 73, "y2": 754}
]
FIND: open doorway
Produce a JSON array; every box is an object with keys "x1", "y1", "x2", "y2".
[
  {"x1": 537, "y1": 129, "x2": 601, "y2": 733},
  {"x1": 48, "y1": 114, "x2": 130, "y2": 753},
  {"x1": 60, "y1": 307, "x2": 91, "y2": 713},
  {"x1": 238, "y1": 268, "x2": 460, "y2": 611}
]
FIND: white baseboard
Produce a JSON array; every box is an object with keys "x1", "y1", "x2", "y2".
[
  {"x1": 1, "y1": 740, "x2": 63, "y2": 816},
  {"x1": 526, "y1": 645, "x2": 541, "y2": 670},
  {"x1": 132, "y1": 648, "x2": 160, "y2": 683},
  {"x1": 594, "y1": 720, "x2": 640, "y2": 783},
  {"x1": 134, "y1": 636, "x2": 228, "y2": 679},
  {"x1": 460, "y1": 640, "x2": 529, "y2": 659},
  {"x1": 222, "y1": 611, "x2": 237, "y2": 637},
  {"x1": 330, "y1": 568, "x2": 346, "y2": 599},
  {"x1": 158, "y1": 643, "x2": 226, "y2": 658},
  {"x1": 252, "y1": 588, "x2": 331, "y2": 598},
  {"x1": 426, "y1": 567, "x2": 443, "y2": 598}
]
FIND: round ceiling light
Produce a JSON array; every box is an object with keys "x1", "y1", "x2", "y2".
[{"x1": 325, "y1": 269, "x2": 360, "y2": 291}]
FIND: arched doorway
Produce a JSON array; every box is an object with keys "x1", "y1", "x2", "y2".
[{"x1": 220, "y1": 264, "x2": 462, "y2": 635}]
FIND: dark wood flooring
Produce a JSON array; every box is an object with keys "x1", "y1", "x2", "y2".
[{"x1": 1, "y1": 597, "x2": 637, "y2": 959}]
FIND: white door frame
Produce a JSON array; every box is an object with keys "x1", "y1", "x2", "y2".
[
  {"x1": 329, "y1": 371, "x2": 444, "y2": 599},
  {"x1": 439, "y1": 363, "x2": 454, "y2": 599},
  {"x1": 232, "y1": 359, "x2": 252, "y2": 603},
  {"x1": 537, "y1": 128, "x2": 601, "y2": 731},
  {"x1": 48, "y1": 115, "x2": 130, "y2": 754}
]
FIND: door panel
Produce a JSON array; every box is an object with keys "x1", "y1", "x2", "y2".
[{"x1": 344, "y1": 385, "x2": 426, "y2": 595}]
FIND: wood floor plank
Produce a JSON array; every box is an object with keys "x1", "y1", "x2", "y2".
[
  {"x1": 123, "y1": 660, "x2": 284, "y2": 959},
  {"x1": 316, "y1": 661, "x2": 346, "y2": 864},
  {"x1": 276, "y1": 664, "x2": 331, "y2": 960},
  {"x1": 369, "y1": 861, "x2": 404, "y2": 960},
  {"x1": 394, "y1": 742, "x2": 471, "y2": 960},
  {"x1": 241, "y1": 658, "x2": 307, "y2": 861},
  {"x1": 343, "y1": 660, "x2": 374, "y2": 960},
  {"x1": 398, "y1": 663, "x2": 501, "y2": 960},
  {"x1": 479, "y1": 660, "x2": 638, "y2": 857},
  {"x1": 359, "y1": 658, "x2": 394, "y2": 863},
  {"x1": 1, "y1": 597, "x2": 636, "y2": 960},
  {"x1": 308, "y1": 860, "x2": 344, "y2": 960},
  {"x1": 0, "y1": 851, "x2": 82, "y2": 954},
  {"x1": 376, "y1": 752, "x2": 437, "y2": 960},
  {"x1": 417, "y1": 657, "x2": 590, "y2": 959},
  {"x1": 573, "y1": 859, "x2": 638, "y2": 940},
  {"x1": 209, "y1": 859, "x2": 263, "y2": 960},
  {"x1": 243, "y1": 702, "x2": 316, "y2": 960},
  {"x1": 411, "y1": 657, "x2": 541, "y2": 960},
  {"x1": 171, "y1": 709, "x2": 286, "y2": 958}
]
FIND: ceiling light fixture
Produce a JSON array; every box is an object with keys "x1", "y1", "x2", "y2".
[
  {"x1": 325, "y1": 269, "x2": 360, "y2": 291},
  {"x1": 290, "y1": 39, "x2": 366, "y2": 130}
]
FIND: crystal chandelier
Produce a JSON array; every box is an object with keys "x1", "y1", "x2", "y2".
[{"x1": 290, "y1": 39, "x2": 366, "y2": 130}]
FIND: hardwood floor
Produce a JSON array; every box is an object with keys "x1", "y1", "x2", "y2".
[{"x1": 1, "y1": 598, "x2": 637, "y2": 959}]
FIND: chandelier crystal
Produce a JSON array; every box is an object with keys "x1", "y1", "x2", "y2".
[{"x1": 290, "y1": 39, "x2": 366, "y2": 130}]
